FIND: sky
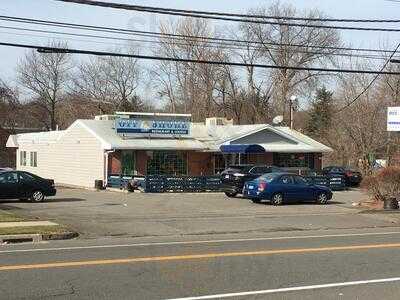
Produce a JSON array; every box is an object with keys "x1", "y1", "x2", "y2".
[{"x1": 1, "y1": 0, "x2": 400, "y2": 84}]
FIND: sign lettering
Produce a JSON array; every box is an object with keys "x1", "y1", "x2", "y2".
[{"x1": 115, "y1": 118, "x2": 190, "y2": 135}]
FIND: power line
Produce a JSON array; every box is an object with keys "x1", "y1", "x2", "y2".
[
  {"x1": 0, "y1": 25, "x2": 395, "y2": 61},
  {"x1": 55, "y1": 0, "x2": 400, "y2": 32},
  {"x1": 1, "y1": 41, "x2": 400, "y2": 75},
  {"x1": 54, "y1": 0, "x2": 400, "y2": 23},
  {"x1": 335, "y1": 42, "x2": 400, "y2": 113},
  {"x1": 0, "y1": 15, "x2": 396, "y2": 55}
]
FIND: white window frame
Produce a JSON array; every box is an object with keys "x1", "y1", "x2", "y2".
[
  {"x1": 30, "y1": 152, "x2": 37, "y2": 167},
  {"x1": 20, "y1": 151, "x2": 27, "y2": 166}
]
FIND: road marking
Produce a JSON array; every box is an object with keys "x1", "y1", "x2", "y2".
[
  {"x1": 165, "y1": 277, "x2": 400, "y2": 300},
  {"x1": 1, "y1": 242, "x2": 400, "y2": 271},
  {"x1": 2, "y1": 231, "x2": 400, "y2": 254}
]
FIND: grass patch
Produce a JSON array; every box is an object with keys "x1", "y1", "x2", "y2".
[
  {"x1": 0, "y1": 225, "x2": 67, "y2": 235},
  {"x1": 0, "y1": 211, "x2": 26, "y2": 222}
]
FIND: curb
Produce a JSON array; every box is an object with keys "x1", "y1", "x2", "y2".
[
  {"x1": 359, "y1": 209, "x2": 400, "y2": 214},
  {"x1": 0, "y1": 231, "x2": 79, "y2": 244},
  {"x1": 42, "y1": 231, "x2": 79, "y2": 241}
]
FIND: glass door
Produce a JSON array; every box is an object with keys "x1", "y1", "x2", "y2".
[{"x1": 121, "y1": 151, "x2": 135, "y2": 176}]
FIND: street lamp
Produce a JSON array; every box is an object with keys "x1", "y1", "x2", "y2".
[{"x1": 289, "y1": 95, "x2": 297, "y2": 129}]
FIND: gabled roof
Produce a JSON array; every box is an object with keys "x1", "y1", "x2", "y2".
[
  {"x1": 6, "y1": 118, "x2": 333, "y2": 153},
  {"x1": 6, "y1": 130, "x2": 64, "y2": 147},
  {"x1": 77, "y1": 120, "x2": 207, "y2": 150}
]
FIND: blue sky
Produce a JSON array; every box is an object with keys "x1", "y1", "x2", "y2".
[{"x1": 1, "y1": 0, "x2": 400, "y2": 82}]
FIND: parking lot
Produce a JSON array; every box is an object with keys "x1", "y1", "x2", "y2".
[{"x1": 0, "y1": 188, "x2": 398, "y2": 239}]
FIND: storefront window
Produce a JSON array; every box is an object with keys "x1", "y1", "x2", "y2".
[
  {"x1": 214, "y1": 154, "x2": 226, "y2": 174},
  {"x1": 213, "y1": 153, "x2": 252, "y2": 174},
  {"x1": 273, "y1": 153, "x2": 315, "y2": 169},
  {"x1": 121, "y1": 151, "x2": 135, "y2": 176},
  {"x1": 147, "y1": 151, "x2": 188, "y2": 176}
]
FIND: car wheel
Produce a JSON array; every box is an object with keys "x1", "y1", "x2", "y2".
[
  {"x1": 225, "y1": 191, "x2": 238, "y2": 198},
  {"x1": 316, "y1": 192, "x2": 328, "y2": 205},
  {"x1": 271, "y1": 193, "x2": 284, "y2": 206},
  {"x1": 30, "y1": 190, "x2": 45, "y2": 203}
]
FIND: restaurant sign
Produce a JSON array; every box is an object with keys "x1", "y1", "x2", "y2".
[
  {"x1": 387, "y1": 107, "x2": 400, "y2": 132},
  {"x1": 115, "y1": 118, "x2": 190, "y2": 135}
]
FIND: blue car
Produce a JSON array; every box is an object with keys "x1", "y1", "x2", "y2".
[{"x1": 243, "y1": 173, "x2": 332, "y2": 205}]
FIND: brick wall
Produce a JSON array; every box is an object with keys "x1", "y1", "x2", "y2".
[
  {"x1": 314, "y1": 153, "x2": 322, "y2": 170},
  {"x1": 188, "y1": 151, "x2": 213, "y2": 176},
  {"x1": 247, "y1": 153, "x2": 274, "y2": 165},
  {"x1": 108, "y1": 151, "x2": 121, "y2": 174},
  {"x1": 136, "y1": 150, "x2": 148, "y2": 175}
]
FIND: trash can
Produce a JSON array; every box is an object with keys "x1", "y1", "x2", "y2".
[
  {"x1": 384, "y1": 197, "x2": 399, "y2": 210},
  {"x1": 94, "y1": 179, "x2": 104, "y2": 190}
]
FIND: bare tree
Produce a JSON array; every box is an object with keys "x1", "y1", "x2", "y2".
[
  {"x1": 17, "y1": 41, "x2": 72, "y2": 130},
  {"x1": 153, "y1": 18, "x2": 228, "y2": 121},
  {"x1": 73, "y1": 50, "x2": 142, "y2": 112},
  {"x1": 238, "y1": 2, "x2": 341, "y2": 123},
  {"x1": 323, "y1": 72, "x2": 388, "y2": 173},
  {"x1": 0, "y1": 79, "x2": 20, "y2": 129}
]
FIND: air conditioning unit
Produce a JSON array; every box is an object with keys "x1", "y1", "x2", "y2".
[
  {"x1": 94, "y1": 115, "x2": 118, "y2": 121},
  {"x1": 205, "y1": 117, "x2": 234, "y2": 127}
]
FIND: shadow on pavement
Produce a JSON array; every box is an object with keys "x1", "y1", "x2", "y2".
[
  {"x1": 0, "y1": 198, "x2": 86, "y2": 204},
  {"x1": 46, "y1": 198, "x2": 86, "y2": 203}
]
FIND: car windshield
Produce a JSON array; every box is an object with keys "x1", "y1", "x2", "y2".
[{"x1": 258, "y1": 173, "x2": 279, "y2": 183}]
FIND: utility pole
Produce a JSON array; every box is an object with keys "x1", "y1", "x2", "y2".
[{"x1": 289, "y1": 95, "x2": 297, "y2": 129}]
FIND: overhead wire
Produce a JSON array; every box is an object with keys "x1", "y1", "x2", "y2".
[
  {"x1": 0, "y1": 24, "x2": 395, "y2": 61},
  {"x1": 54, "y1": 0, "x2": 400, "y2": 32},
  {"x1": 1, "y1": 41, "x2": 400, "y2": 75},
  {"x1": 53, "y1": 0, "x2": 400, "y2": 23},
  {"x1": 335, "y1": 42, "x2": 400, "y2": 113},
  {"x1": 0, "y1": 15, "x2": 396, "y2": 55}
]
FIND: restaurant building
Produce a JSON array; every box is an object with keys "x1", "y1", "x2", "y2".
[{"x1": 6, "y1": 112, "x2": 332, "y2": 188}]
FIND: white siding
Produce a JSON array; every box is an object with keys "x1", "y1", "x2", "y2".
[{"x1": 17, "y1": 123, "x2": 104, "y2": 188}]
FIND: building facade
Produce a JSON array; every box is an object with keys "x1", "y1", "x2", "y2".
[{"x1": 6, "y1": 113, "x2": 332, "y2": 188}]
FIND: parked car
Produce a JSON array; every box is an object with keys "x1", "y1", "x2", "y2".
[
  {"x1": 220, "y1": 165, "x2": 283, "y2": 197},
  {"x1": 322, "y1": 166, "x2": 362, "y2": 187},
  {"x1": 243, "y1": 173, "x2": 332, "y2": 205},
  {"x1": 0, "y1": 170, "x2": 56, "y2": 202}
]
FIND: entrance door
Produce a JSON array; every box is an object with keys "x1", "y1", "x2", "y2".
[
  {"x1": 147, "y1": 151, "x2": 188, "y2": 176},
  {"x1": 121, "y1": 151, "x2": 135, "y2": 176}
]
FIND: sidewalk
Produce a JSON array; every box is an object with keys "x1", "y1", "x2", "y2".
[
  {"x1": 0, "y1": 210, "x2": 77, "y2": 242},
  {"x1": 0, "y1": 221, "x2": 58, "y2": 228}
]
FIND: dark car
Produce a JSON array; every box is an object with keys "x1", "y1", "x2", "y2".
[
  {"x1": 243, "y1": 173, "x2": 332, "y2": 205},
  {"x1": 0, "y1": 171, "x2": 56, "y2": 202},
  {"x1": 220, "y1": 165, "x2": 283, "y2": 197},
  {"x1": 322, "y1": 166, "x2": 362, "y2": 187}
]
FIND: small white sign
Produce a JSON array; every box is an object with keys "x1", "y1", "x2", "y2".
[{"x1": 387, "y1": 107, "x2": 400, "y2": 131}]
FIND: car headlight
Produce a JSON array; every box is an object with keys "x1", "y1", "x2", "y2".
[{"x1": 233, "y1": 173, "x2": 245, "y2": 177}]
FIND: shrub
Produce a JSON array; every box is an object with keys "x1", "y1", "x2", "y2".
[{"x1": 361, "y1": 167, "x2": 400, "y2": 201}]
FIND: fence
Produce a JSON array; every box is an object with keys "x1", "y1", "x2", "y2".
[
  {"x1": 305, "y1": 175, "x2": 346, "y2": 191},
  {"x1": 108, "y1": 174, "x2": 346, "y2": 193},
  {"x1": 145, "y1": 175, "x2": 222, "y2": 193}
]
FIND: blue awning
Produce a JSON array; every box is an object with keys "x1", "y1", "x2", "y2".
[{"x1": 220, "y1": 144, "x2": 266, "y2": 153}]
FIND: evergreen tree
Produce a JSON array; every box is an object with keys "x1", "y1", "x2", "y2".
[{"x1": 306, "y1": 87, "x2": 334, "y2": 138}]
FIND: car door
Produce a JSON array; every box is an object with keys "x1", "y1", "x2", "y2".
[
  {"x1": 18, "y1": 172, "x2": 38, "y2": 198},
  {"x1": 276, "y1": 175, "x2": 297, "y2": 202},
  {"x1": 293, "y1": 175, "x2": 314, "y2": 201},
  {"x1": 0, "y1": 172, "x2": 20, "y2": 199}
]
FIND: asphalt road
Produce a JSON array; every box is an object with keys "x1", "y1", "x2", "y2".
[
  {"x1": 2, "y1": 188, "x2": 398, "y2": 238},
  {"x1": 2, "y1": 228, "x2": 400, "y2": 299}
]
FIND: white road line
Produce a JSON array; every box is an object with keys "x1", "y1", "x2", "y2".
[
  {"x1": 165, "y1": 277, "x2": 400, "y2": 300},
  {"x1": 1, "y1": 231, "x2": 400, "y2": 254}
]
